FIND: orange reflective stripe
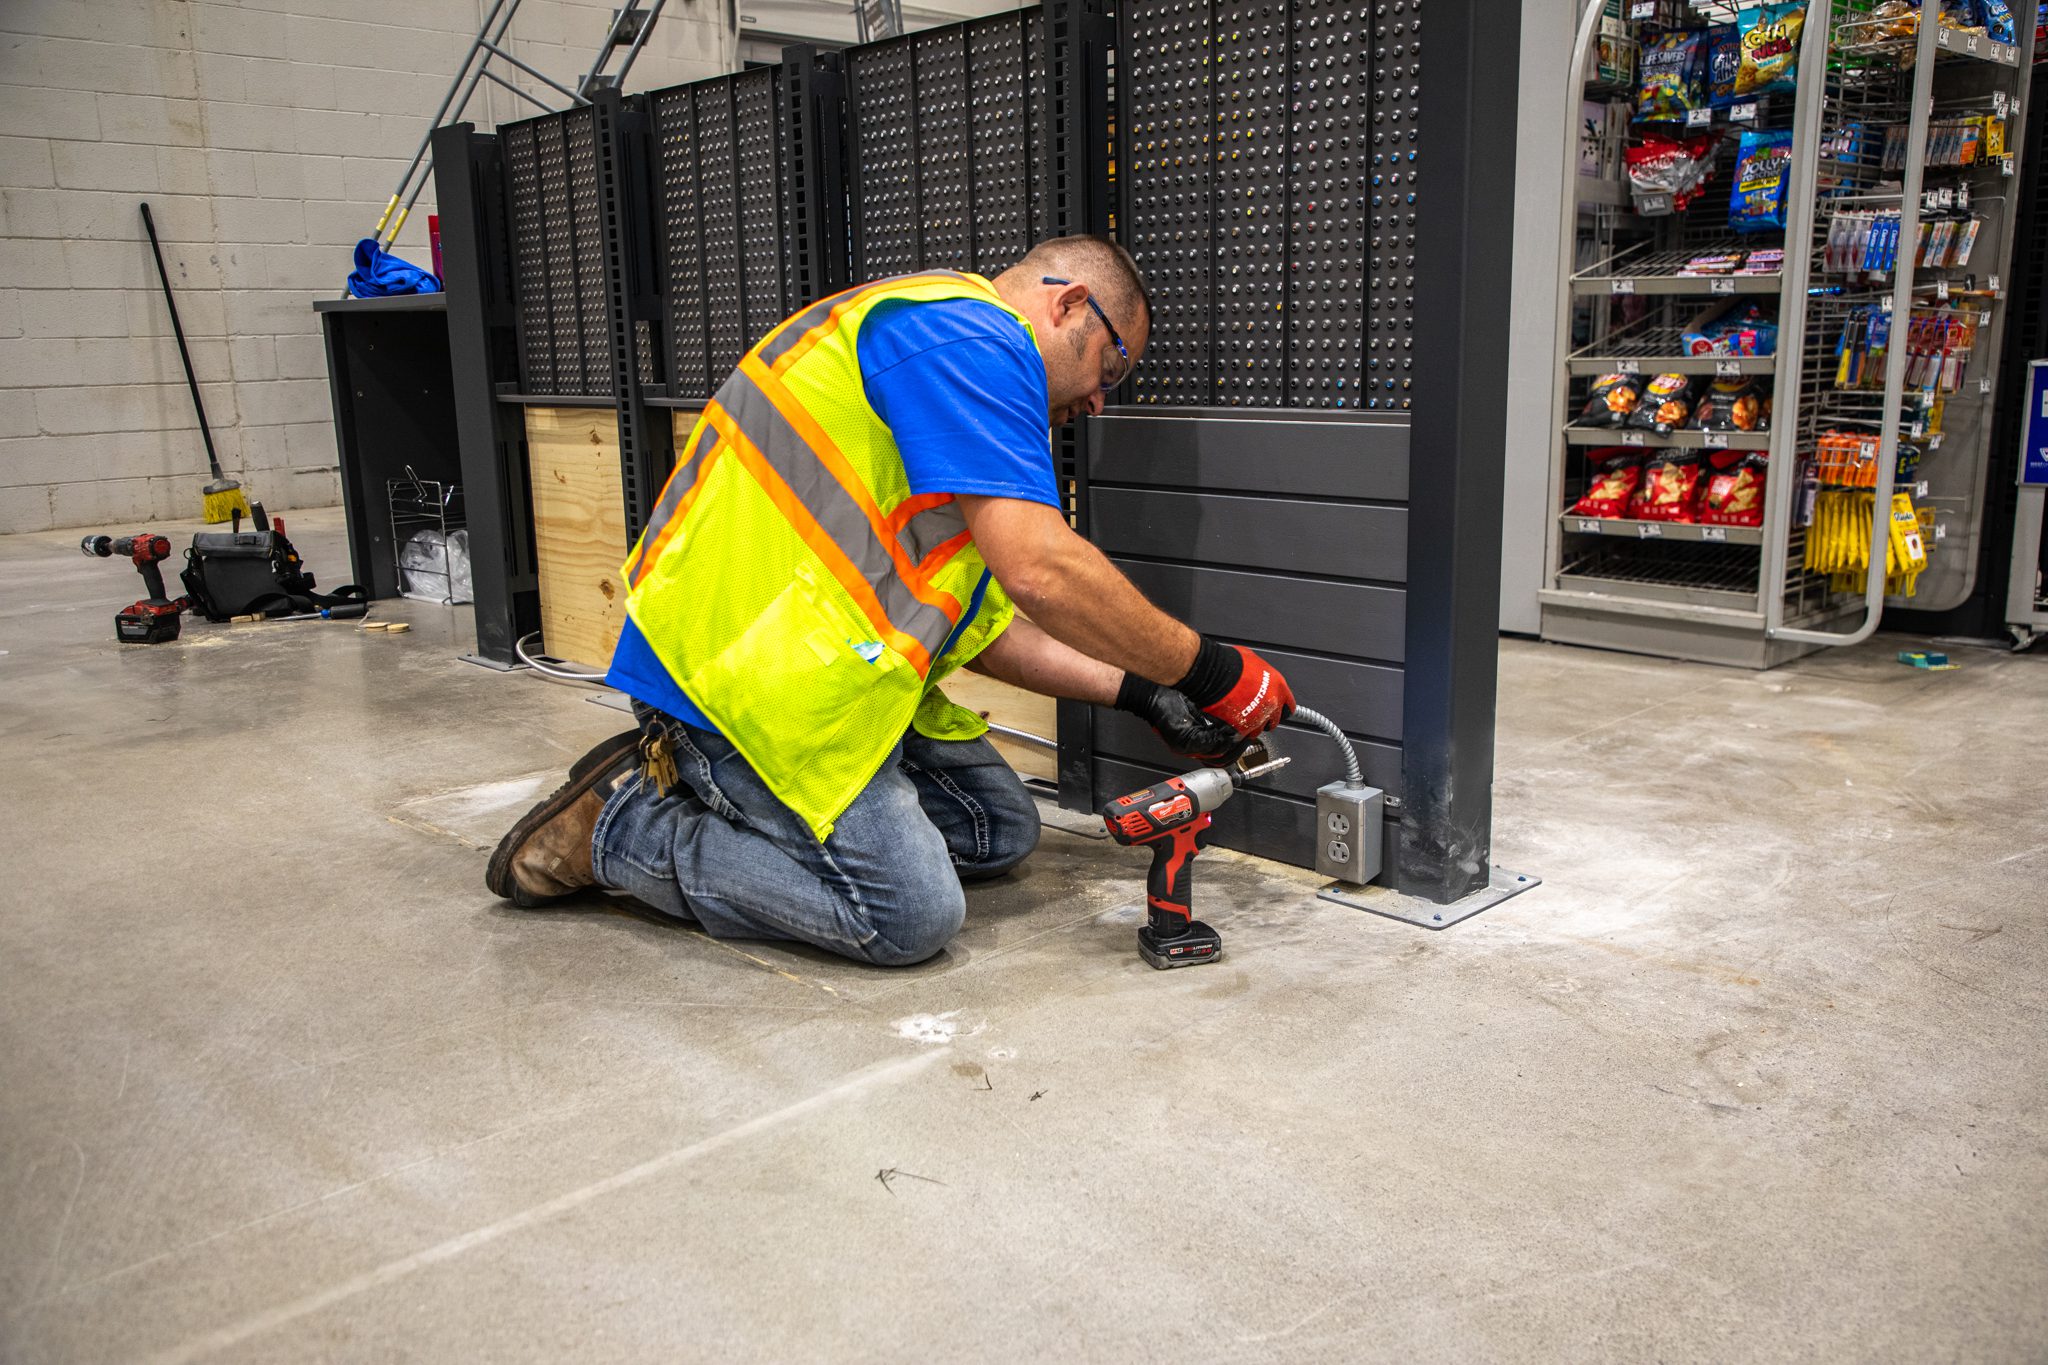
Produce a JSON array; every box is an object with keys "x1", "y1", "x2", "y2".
[
  {"x1": 886, "y1": 491, "x2": 954, "y2": 537},
  {"x1": 916, "y1": 529, "x2": 975, "y2": 580},
  {"x1": 762, "y1": 273, "x2": 975, "y2": 376},
  {"x1": 714, "y1": 407, "x2": 935, "y2": 676},
  {"x1": 738, "y1": 354, "x2": 964, "y2": 621}
]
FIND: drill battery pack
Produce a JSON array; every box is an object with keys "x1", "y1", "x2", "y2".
[
  {"x1": 1137, "y1": 918, "x2": 1223, "y2": 970},
  {"x1": 115, "y1": 605, "x2": 183, "y2": 644}
]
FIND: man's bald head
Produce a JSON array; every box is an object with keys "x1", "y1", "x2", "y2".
[
  {"x1": 993, "y1": 236, "x2": 1154, "y2": 425},
  {"x1": 1005, "y1": 235, "x2": 1153, "y2": 332}
]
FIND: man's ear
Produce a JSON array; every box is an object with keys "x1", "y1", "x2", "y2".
[{"x1": 1051, "y1": 281, "x2": 1090, "y2": 328}]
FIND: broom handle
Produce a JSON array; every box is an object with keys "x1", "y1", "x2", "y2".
[{"x1": 140, "y1": 201, "x2": 223, "y2": 480}]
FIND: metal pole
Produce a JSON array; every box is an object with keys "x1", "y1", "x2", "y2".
[
  {"x1": 1771, "y1": 6, "x2": 1939, "y2": 646},
  {"x1": 373, "y1": 0, "x2": 517, "y2": 241},
  {"x1": 610, "y1": 0, "x2": 668, "y2": 90},
  {"x1": 481, "y1": 67, "x2": 558, "y2": 115},
  {"x1": 480, "y1": 39, "x2": 589, "y2": 107},
  {"x1": 1758, "y1": 0, "x2": 1836, "y2": 633}
]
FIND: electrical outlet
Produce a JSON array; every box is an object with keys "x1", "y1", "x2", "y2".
[{"x1": 1315, "y1": 781, "x2": 1385, "y2": 885}]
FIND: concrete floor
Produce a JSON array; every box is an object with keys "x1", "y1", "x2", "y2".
[{"x1": 2, "y1": 507, "x2": 2044, "y2": 1363}]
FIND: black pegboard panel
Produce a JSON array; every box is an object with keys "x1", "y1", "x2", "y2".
[
  {"x1": 1118, "y1": 0, "x2": 1416, "y2": 412},
  {"x1": 650, "y1": 86, "x2": 708, "y2": 399},
  {"x1": 735, "y1": 69, "x2": 788, "y2": 347},
  {"x1": 499, "y1": 107, "x2": 615, "y2": 398},
  {"x1": 847, "y1": 9, "x2": 1054, "y2": 279},
  {"x1": 696, "y1": 87, "x2": 744, "y2": 379},
  {"x1": 1122, "y1": 0, "x2": 1212, "y2": 406}
]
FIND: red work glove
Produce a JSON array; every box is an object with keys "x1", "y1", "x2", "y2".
[{"x1": 1173, "y1": 638, "x2": 1295, "y2": 742}]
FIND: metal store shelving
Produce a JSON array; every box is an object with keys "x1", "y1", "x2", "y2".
[{"x1": 1543, "y1": 0, "x2": 2040, "y2": 666}]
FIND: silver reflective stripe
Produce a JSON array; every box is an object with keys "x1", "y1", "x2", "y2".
[
  {"x1": 643, "y1": 418, "x2": 720, "y2": 538},
  {"x1": 899, "y1": 500, "x2": 967, "y2": 566},
  {"x1": 753, "y1": 271, "x2": 978, "y2": 370},
  {"x1": 718, "y1": 368, "x2": 958, "y2": 661}
]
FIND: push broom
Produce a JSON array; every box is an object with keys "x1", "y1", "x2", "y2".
[{"x1": 140, "y1": 202, "x2": 251, "y2": 524}]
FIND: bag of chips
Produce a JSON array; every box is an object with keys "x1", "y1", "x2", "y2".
[
  {"x1": 1636, "y1": 451, "x2": 1704, "y2": 522},
  {"x1": 1689, "y1": 377, "x2": 1771, "y2": 432},
  {"x1": 1705, "y1": 25, "x2": 1742, "y2": 108},
  {"x1": 1730, "y1": 129, "x2": 1793, "y2": 233},
  {"x1": 1736, "y1": 2, "x2": 1806, "y2": 97},
  {"x1": 1636, "y1": 31, "x2": 1706, "y2": 124},
  {"x1": 1979, "y1": 0, "x2": 2015, "y2": 41},
  {"x1": 1579, "y1": 373, "x2": 1643, "y2": 427},
  {"x1": 1698, "y1": 451, "x2": 1768, "y2": 526},
  {"x1": 1628, "y1": 373, "x2": 1697, "y2": 436},
  {"x1": 1571, "y1": 450, "x2": 1645, "y2": 518}
]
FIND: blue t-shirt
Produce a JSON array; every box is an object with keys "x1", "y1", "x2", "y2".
[{"x1": 605, "y1": 297, "x2": 1057, "y2": 730}]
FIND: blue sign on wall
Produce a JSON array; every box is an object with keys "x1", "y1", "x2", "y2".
[{"x1": 2023, "y1": 360, "x2": 2048, "y2": 487}]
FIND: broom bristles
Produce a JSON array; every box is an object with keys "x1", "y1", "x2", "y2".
[{"x1": 202, "y1": 482, "x2": 252, "y2": 525}]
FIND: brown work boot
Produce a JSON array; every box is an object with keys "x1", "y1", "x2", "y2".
[{"x1": 486, "y1": 730, "x2": 641, "y2": 908}]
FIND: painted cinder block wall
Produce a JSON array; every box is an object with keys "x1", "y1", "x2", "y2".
[{"x1": 0, "y1": 0, "x2": 735, "y2": 534}]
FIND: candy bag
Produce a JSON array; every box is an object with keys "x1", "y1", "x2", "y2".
[
  {"x1": 1628, "y1": 372, "x2": 1697, "y2": 436},
  {"x1": 1579, "y1": 373, "x2": 1643, "y2": 427},
  {"x1": 1637, "y1": 451, "x2": 1704, "y2": 522},
  {"x1": 1736, "y1": 2, "x2": 1805, "y2": 97},
  {"x1": 1627, "y1": 134, "x2": 1720, "y2": 212},
  {"x1": 1636, "y1": 31, "x2": 1706, "y2": 124},
  {"x1": 1730, "y1": 129, "x2": 1793, "y2": 233},
  {"x1": 1980, "y1": 0, "x2": 2014, "y2": 41},
  {"x1": 1705, "y1": 25, "x2": 1742, "y2": 108},
  {"x1": 1571, "y1": 450, "x2": 1645, "y2": 518},
  {"x1": 1698, "y1": 451, "x2": 1768, "y2": 526},
  {"x1": 1689, "y1": 377, "x2": 1771, "y2": 432}
]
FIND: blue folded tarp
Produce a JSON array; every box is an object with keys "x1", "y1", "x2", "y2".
[{"x1": 347, "y1": 239, "x2": 442, "y2": 298}]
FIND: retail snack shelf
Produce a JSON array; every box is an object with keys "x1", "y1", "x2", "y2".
[
  {"x1": 1557, "y1": 512, "x2": 1765, "y2": 545},
  {"x1": 1572, "y1": 241, "x2": 1783, "y2": 296},
  {"x1": 1563, "y1": 424, "x2": 1773, "y2": 450},
  {"x1": 1566, "y1": 325, "x2": 1777, "y2": 376}
]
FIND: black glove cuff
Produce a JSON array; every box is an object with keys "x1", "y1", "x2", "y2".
[
  {"x1": 1114, "y1": 671, "x2": 1162, "y2": 715},
  {"x1": 1172, "y1": 636, "x2": 1240, "y2": 709}
]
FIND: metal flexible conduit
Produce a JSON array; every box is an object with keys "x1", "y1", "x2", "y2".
[{"x1": 1290, "y1": 706, "x2": 1361, "y2": 787}]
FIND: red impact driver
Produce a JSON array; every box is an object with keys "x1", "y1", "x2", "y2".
[
  {"x1": 80, "y1": 532, "x2": 190, "y2": 644},
  {"x1": 1100, "y1": 753, "x2": 1290, "y2": 969}
]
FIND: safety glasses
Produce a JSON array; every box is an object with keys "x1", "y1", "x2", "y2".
[{"x1": 1042, "y1": 276, "x2": 1131, "y2": 392}]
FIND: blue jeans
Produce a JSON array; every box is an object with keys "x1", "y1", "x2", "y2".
[{"x1": 590, "y1": 706, "x2": 1041, "y2": 965}]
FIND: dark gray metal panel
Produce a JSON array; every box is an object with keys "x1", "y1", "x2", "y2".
[
  {"x1": 1089, "y1": 489, "x2": 1407, "y2": 583},
  {"x1": 1092, "y1": 710, "x2": 1402, "y2": 799},
  {"x1": 1112, "y1": 559, "x2": 1407, "y2": 663},
  {"x1": 1089, "y1": 414, "x2": 1409, "y2": 500}
]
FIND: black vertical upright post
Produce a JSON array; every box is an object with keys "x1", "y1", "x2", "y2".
[
  {"x1": 593, "y1": 89, "x2": 674, "y2": 544},
  {"x1": 782, "y1": 45, "x2": 850, "y2": 302},
  {"x1": 1396, "y1": 0, "x2": 1519, "y2": 901},
  {"x1": 433, "y1": 122, "x2": 540, "y2": 666}
]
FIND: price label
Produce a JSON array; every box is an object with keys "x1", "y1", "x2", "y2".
[
  {"x1": 1576, "y1": 518, "x2": 1604, "y2": 534},
  {"x1": 1909, "y1": 422, "x2": 1925, "y2": 438},
  {"x1": 1622, "y1": 428, "x2": 1646, "y2": 445},
  {"x1": 1710, "y1": 277, "x2": 1736, "y2": 295},
  {"x1": 1703, "y1": 431, "x2": 1730, "y2": 448},
  {"x1": 1637, "y1": 191, "x2": 1674, "y2": 216},
  {"x1": 1989, "y1": 274, "x2": 2001, "y2": 294},
  {"x1": 1937, "y1": 24, "x2": 1951, "y2": 46},
  {"x1": 1938, "y1": 187, "x2": 1955, "y2": 208},
  {"x1": 1881, "y1": 294, "x2": 1894, "y2": 312},
  {"x1": 1730, "y1": 101, "x2": 1758, "y2": 123},
  {"x1": 1629, "y1": 0, "x2": 1655, "y2": 17},
  {"x1": 1929, "y1": 432, "x2": 1944, "y2": 448},
  {"x1": 1686, "y1": 107, "x2": 1712, "y2": 128},
  {"x1": 1937, "y1": 280, "x2": 1950, "y2": 301},
  {"x1": 2003, "y1": 156, "x2": 2016, "y2": 177},
  {"x1": 1994, "y1": 91, "x2": 2009, "y2": 116},
  {"x1": 1715, "y1": 359, "x2": 1742, "y2": 377},
  {"x1": 1636, "y1": 522, "x2": 1664, "y2": 539},
  {"x1": 1965, "y1": 30, "x2": 1980, "y2": 51},
  {"x1": 1979, "y1": 377, "x2": 1993, "y2": 395},
  {"x1": 1935, "y1": 523, "x2": 1948, "y2": 540},
  {"x1": 1617, "y1": 358, "x2": 1642, "y2": 375},
  {"x1": 1700, "y1": 526, "x2": 1728, "y2": 542},
  {"x1": 1916, "y1": 480, "x2": 1930, "y2": 496},
  {"x1": 1610, "y1": 277, "x2": 1636, "y2": 295}
]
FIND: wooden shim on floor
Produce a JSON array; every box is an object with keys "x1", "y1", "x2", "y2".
[{"x1": 527, "y1": 406, "x2": 628, "y2": 671}]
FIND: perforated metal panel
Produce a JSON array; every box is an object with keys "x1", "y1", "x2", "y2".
[
  {"x1": 848, "y1": 9, "x2": 1052, "y2": 278},
  {"x1": 499, "y1": 107, "x2": 615, "y2": 398},
  {"x1": 645, "y1": 69, "x2": 801, "y2": 401},
  {"x1": 1120, "y1": 0, "x2": 1417, "y2": 411}
]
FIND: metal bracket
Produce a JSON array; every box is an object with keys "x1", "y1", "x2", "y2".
[
  {"x1": 459, "y1": 652, "x2": 529, "y2": 672},
  {"x1": 1316, "y1": 866, "x2": 1541, "y2": 930}
]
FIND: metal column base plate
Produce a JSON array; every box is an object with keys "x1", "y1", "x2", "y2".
[
  {"x1": 459, "y1": 652, "x2": 528, "y2": 672},
  {"x1": 1317, "y1": 866, "x2": 1541, "y2": 930}
]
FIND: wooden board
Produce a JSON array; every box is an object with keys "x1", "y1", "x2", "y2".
[
  {"x1": 526, "y1": 406, "x2": 628, "y2": 671},
  {"x1": 938, "y1": 669, "x2": 1058, "y2": 783}
]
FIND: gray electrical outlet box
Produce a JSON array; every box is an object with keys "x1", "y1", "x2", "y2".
[{"x1": 1315, "y1": 781, "x2": 1385, "y2": 885}]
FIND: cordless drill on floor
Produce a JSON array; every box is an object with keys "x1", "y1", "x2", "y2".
[
  {"x1": 1100, "y1": 754, "x2": 1289, "y2": 969},
  {"x1": 81, "y1": 532, "x2": 190, "y2": 644}
]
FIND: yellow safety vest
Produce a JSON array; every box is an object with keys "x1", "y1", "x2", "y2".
[{"x1": 619, "y1": 272, "x2": 1037, "y2": 841}]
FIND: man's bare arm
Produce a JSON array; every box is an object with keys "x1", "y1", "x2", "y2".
[
  {"x1": 965, "y1": 615, "x2": 1121, "y2": 703},
  {"x1": 957, "y1": 495, "x2": 1199, "y2": 685}
]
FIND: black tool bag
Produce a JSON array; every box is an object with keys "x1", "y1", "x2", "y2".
[{"x1": 180, "y1": 518, "x2": 363, "y2": 621}]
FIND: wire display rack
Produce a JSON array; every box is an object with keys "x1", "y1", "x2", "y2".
[{"x1": 388, "y1": 468, "x2": 469, "y2": 604}]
